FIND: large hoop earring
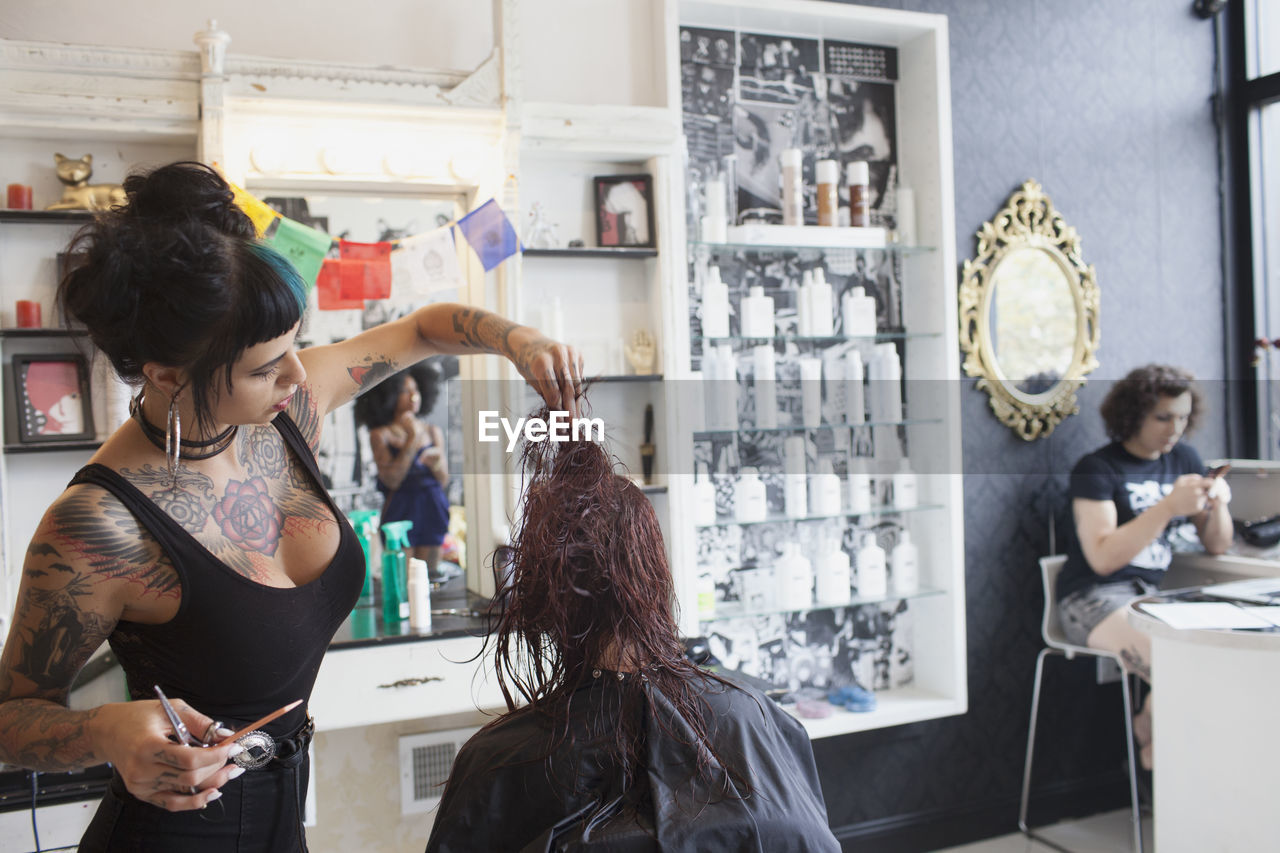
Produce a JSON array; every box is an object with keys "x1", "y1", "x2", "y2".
[{"x1": 165, "y1": 391, "x2": 181, "y2": 481}]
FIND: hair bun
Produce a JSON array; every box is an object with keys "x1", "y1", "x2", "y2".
[{"x1": 121, "y1": 161, "x2": 254, "y2": 238}]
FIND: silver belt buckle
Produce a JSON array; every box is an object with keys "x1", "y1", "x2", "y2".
[{"x1": 231, "y1": 730, "x2": 277, "y2": 770}]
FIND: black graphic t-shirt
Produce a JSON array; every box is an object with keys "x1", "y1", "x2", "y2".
[{"x1": 1057, "y1": 441, "x2": 1205, "y2": 601}]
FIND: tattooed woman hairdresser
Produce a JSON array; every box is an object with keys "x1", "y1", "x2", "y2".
[{"x1": 0, "y1": 161, "x2": 583, "y2": 851}]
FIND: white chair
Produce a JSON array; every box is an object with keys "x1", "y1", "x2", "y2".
[{"x1": 1018, "y1": 555, "x2": 1144, "y2": 852}]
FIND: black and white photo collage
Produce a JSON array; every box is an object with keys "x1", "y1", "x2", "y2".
[{"x1": 681, "y1": 27, "x2": 915, "y2": 698}]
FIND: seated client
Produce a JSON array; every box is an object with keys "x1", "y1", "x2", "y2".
[{"x1": 425, "y1": 409, "x2": 840, "y2": 852}]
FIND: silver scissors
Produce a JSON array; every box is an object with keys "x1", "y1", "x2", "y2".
[{"x1": 153, "y1": 685, "x2": 203, "y2": 747}]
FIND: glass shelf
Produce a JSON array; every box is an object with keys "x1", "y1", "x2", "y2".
[
  {"x1": 694, "y1": 331, "x2": 939, "y2": 345},
  {"x1": 523, "y1": 247, "x2": 657, "y2": 259},
  {"x1": 690, "y1": 239, "x2": 935, "y2": 256},
  {"x1": 0, "y1": 210, "x2": 94, "y2": 225},
  {"x1": 589, "y1": 373, "x2": 663, "y2": 383},
  {"x1": 4, "y1": 440, "x2": 102, "y2": 454},
  {"x1": 693, "y1": 417, "x2": 943, "y2": 439},
  {"x1": 695, "y1": 503, "x2": 945, "y2": 528},
  {"x1": 0, "y1": 328, "x2": 90, "y2": 338},
  {"x1": 698, "y1": 584, "x2": 946, "y2": 622}
]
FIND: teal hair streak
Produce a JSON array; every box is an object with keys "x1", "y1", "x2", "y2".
[{"x1": 247, "y1": 241, "x2": 309, "y2": 312}]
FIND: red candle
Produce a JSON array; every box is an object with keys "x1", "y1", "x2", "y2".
[
  {"x1": 6, "y1": 184, "x2": 33, "y2": 210},
  {"x1": 15, "y1": 300, "x2": 42, "y2": 328}
]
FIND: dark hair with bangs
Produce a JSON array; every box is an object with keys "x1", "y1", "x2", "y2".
[
  {"x1": 1100, "y1": 363, "x2": 1203, "y2": 443},
  {"x1": 55, "y1": 161, "x2": 307, "y2": 433},
  {"x1": 486, "y1": 404, "x2": 752, "y2": 810}
]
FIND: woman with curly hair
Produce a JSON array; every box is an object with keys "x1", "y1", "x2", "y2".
[
  {"x1": 425, "y1": 409, "x2": 839, "y2": 852},
  {"x1": 354, "y1": 361, "x2": 451, "y2": 574},
  {"x1": 1057, "y1": 364, "x2": 1233, "y2": 769}
]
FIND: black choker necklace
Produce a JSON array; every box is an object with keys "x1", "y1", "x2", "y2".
[{"x1": 130, "y1": 394, "x2": 238, "y2": 461}]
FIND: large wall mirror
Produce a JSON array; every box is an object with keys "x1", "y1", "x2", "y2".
[
  {"x1": 251, "y1": 188, "x2": 471, "y2": 577},
  {"x1": 959, "y1": 180, "x2": 1100, "y2": 440}
]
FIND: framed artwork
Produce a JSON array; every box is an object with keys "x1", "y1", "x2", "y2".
[
  {"x1": 593, "y1": 174, "x2": 656, "y2": 249},
  {"x1": 11, "y1": 354, "x2": 94, "y2": 443}
]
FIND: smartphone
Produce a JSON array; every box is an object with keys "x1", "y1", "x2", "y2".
[{"x1": 1207, "y1": 463, "x2": 1231, "y2": 479}]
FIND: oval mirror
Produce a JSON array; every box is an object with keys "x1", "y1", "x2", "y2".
[
  {"x1": 959, "y1": 180, "x2": 1099, "y2": 440},
  {"x1": 989, "y1": 246, "x2": 1077, "y2": 397}
]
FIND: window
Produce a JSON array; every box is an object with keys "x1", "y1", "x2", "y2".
[{"x1": 1226, "y1": 0, "x2": 1280, "y2": 459}]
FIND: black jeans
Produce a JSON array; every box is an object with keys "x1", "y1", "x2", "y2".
[{"x1": 78, "y1": 748, "x2": 309, "y2": 852}]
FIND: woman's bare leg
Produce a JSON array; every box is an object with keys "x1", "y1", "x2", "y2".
[{"x1": 1087, "y1": 607, "x2": 1154, "y2": 768}]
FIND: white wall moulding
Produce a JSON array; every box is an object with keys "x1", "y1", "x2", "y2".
[
  {"x1": 0, "y1": 39, "x2": 200, "y2": 140},
  {"x1": 520, "y1": 103, "x2": 683, "y2": 158}
]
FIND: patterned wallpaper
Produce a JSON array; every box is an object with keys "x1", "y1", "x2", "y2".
[{"x1": 817, "y1": 0, "x2": 1224, "y2": 845}]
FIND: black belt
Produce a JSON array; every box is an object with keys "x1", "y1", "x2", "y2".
[{"x1": 232, "y1": 715, "x2": 315, "y2": 771}]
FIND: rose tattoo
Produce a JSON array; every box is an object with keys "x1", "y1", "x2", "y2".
[{"x1": 212, "y1": 477, "x2": 284, "y2": 555}]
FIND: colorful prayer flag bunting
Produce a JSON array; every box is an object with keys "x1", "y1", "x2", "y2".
[{"x1": 455, "y1": 199, "x2": 520, "y2": 272}]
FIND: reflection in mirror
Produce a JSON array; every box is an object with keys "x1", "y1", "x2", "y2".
[
  {"x1": 258, "y1": 192, "x2": 469, "y2": 572},
  {"x1": 959, "y1": 180, "x2": 1099, "y2": 440},
  {"x1": 989, "y1": 247, "x2": 1077, "y2": 396}
]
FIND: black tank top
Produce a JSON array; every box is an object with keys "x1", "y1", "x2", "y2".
[{"x1": 69, "y1": 413, "x2": 365, "y2": 737}]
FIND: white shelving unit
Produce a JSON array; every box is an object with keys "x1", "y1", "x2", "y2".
[
  {"x1": 667, "y1": 0, "x2": 966, "y2": 738},
  {"x1": 513, "y1": 100, "x2": 691, "y2": 570}
]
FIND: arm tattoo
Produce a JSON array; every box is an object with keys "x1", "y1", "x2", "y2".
[
  {"x1": 451, "y1": 307, "x2": 517, "y2": 357},
  {"x1": 11, "y1": 575, "x2": 115, "y2": 693},
  {"x1": 52, "y1": 485, "x2": 179, "y2": 597},
  {"x1": 347, "y1": 360, "x2": 396, "y2": 392}
]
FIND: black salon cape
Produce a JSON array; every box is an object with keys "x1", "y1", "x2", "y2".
[{"x1": 424, "y1": 673, "x2": 840, "y2": 852}]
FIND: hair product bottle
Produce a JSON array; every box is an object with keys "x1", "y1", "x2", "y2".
[
  {"x1": 798, "y1": 269, "x2": 814, "y2": 337},
  {"x1": 845, "y1": 349, "x2": 866, "y2": 425},
  {"x1": 855, "y1": 532, "x2": 887, "y2": 598},
  {"x1": 799, "y1": 356, "x2": 823, "y2": 428},
  {"x1": 784, "y1": 435, "x2": 808, "y2": 518},
  {"x1": 781, "y1": 148, "x2": 804, "y2": 226},
  {"x1": 407, "y1": 557, "x2": 432, "y2": 632},
  {"x1": 868, "y1": 342, "x2": 903, "y2": 423},
  {"x1": 810, "y1": 267, "x2": 834, "y2": 336},
  {"x1": 776, "y1": 541, "x2": 814, "y2": 610},
  {"x1": 701, "y1": 265, "x2": 730, "y2": 339},
  {"x1": 848, "y1": 457, "x2": 873, "y2": 515},
  {"x1": 348, "y1": 510, "x2": 380, "y2": 606},
  {"x1": 697, "y1": 572, "x2": 717, "y2": 620},
  {"x1": 734, "y1": 467, "x2": 768, "y2": 523},
  {"x1": 842, "y1": 285, "x2": 877, "y2": 337},
  {"x1": 816, "y1": 159, "x2": 839, "y2": 227},
  {"x1": 693, "y1": 461, "x2": 718, "y2": 526},
  {"x1": 892, "y1": 458, "x2": 918, "y2": 510},
  {"x1": 809, "y1": 457, "x2": 842, "y2": 517},
  {"x1": 380, "y1": 520, "x2": 414, "y2": 631},
  {"x1": 816, "y1": 538, "x2": 852, "y2": 606},
  {"x1": 741, "y1": 285, "x2": 775, "y2": 338},
  {"x1": 891, "y1": 530, "x2": 919, "y2": 595},
  {"x1": 753, "y1": 344, "x2": 777, "y2": 429},
  {"x1": 847, "y1": 160, "x2": 870, "y2": 227}
]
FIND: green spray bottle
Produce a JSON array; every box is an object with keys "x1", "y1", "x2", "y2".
[
  {"x1": 348, "y1": 510, "x2": 380, "y2": 606},
  {"x1": 380, "y1": 520, "x2": 414, "y2": 631}
]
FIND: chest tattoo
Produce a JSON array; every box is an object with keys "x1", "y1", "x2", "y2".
[{"x1": 213, "y1": 477, "x2": 285, "y2": 556}]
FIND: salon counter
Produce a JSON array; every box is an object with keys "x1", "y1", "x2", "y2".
[
  {"x1": 1128, "y1": 581, "x2": 1280, "y2": 852},
  {"x1": 310, "y1": 575, "x2": 506, "y2": 732}
]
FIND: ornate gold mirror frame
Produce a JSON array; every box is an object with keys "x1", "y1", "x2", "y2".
[{"x1": 959, "y1": 180, "x2": 1100, "y2": 440}]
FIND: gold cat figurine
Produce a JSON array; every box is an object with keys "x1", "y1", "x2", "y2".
[{"x1": 45, "y1": 153, "x2": 126, "y2": 211}]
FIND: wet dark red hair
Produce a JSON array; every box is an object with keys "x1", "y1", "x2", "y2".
[{"x1": 487, "y1": 404, "x2": 750, "y2": 806}]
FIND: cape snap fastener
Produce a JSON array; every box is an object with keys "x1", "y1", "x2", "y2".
[{"x1": 231, "y1": 730, "x2": 277, "y2": 769}]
